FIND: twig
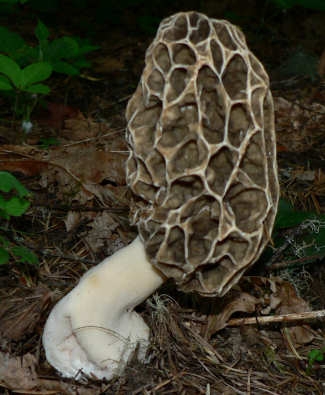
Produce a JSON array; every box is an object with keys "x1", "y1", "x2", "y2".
[
  {"x1": 0, "y1": 148, "x2": 128, "y2": 204},
  {"x1": 32, "y1": 203, "x2": 128, "y2": 214},
  {"x1": 267, "y1": 254, "x2": 324, "y2": 272},
  {"x1": 0, "y1": 149, "x2": 87, "y2": 191},
  {"x1": 282, "y1": 327, "x2": 302, "y2": 360},
  {"x1": 62, "y1": 128, "x2": 124, "y2": 147},
  {"x1": 227, "y1": 310, "x2": 325, "y2": 328},
  {"x1": 39, "y1": 249, "x2": 96, "y2": 264}
]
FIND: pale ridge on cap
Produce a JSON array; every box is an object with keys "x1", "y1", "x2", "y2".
[{"x1": 126, "y1": 11, "x2": 279, "y2": 297}]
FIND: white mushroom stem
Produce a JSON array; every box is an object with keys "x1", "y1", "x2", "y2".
[{"x1": 43, "y1": 237, "x2": 165, "y2": 380}]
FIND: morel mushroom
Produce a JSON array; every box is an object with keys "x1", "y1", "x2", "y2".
[{"x1": 43, "y1": 11, "x2": 279, "y2": 380}]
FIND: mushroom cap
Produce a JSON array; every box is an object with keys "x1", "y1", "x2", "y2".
[{"x1": 126, "y1": 11, "x2": 279, "y2": 297}]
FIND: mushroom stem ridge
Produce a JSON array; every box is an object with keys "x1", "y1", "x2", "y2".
[{"x1": 43, "y1": 236, "x2": 165, "y2": 380}]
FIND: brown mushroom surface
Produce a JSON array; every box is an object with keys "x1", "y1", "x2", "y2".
[{"x1": 126, "y1": 11, "x2": 279, "y2": 297}]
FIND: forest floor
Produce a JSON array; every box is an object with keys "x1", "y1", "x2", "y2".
[{"x1": 0, "y1": 1, "x2": 325, "y2": 394}]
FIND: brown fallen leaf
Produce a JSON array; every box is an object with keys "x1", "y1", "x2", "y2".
[
  {"x1": 0, "y1": 352, "x2": 39, "y2": 391},
  {"x1": 66, "y1": 211, "x2": 122, "y2": 255},
  {"x1": 37, "y1": 102, "x2": 80, "y2": 129},
  {"x1": 61, "y1": 112, "x2": 114, "y2": 141},
  {"x1": 0, "y1": 285, "x2": 52, "y2": 341},
  {"x1": 0, "y1": 351, "x2": 100, "y2": 394},
  {"x1": 271, "y1": 278, "x2": 314, "y2": 344},
  {"x1": 274, "y1": 96, "x2": 325, "y2": 153},
  {"x1": 86, "y1": 212, "x2": 120, "y2": 252},
  {"x1": 205, "y1": 291, "x2": 261, "y2": 338},
  {"x1": 0, "y1": 141, "x2": 127, "y2": 205},
  {"x1": 205, "y1": 276, "x2": 314, "y2": 344},
  {"x1": 0, "y1": 159, "x2": 48, "y2": 176},
  {"x1": 92, "y1": 56, "x2": 125, "y2": 74}
]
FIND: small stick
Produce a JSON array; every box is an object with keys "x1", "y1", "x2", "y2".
[
  {"x1": 227, "y1": 310, "x2": 325, "y2": 327},
  {"x1": 267, "y1": 254, "x2": 324, "y2": 272}
]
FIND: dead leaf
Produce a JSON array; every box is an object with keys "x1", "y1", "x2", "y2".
[
  {"x1": 274, "y1": 96, "x2": 325, "y2": 153},
  {"x1": 0, "y1": 351, "x2": 100, "y2": 394},
  {"x1": 46, "y1": 143, "x2": 126, "y2": 186},
  {"x1": 64, "y1": 210, "x2": 85, "y2": 232},
  {"x1": 206, "y1": 292, "x2": 261, "y2": 337},
  {"x1": 206, "y1": 276, "x2": 314, "y2": 344},
  {"x1": 61, "y1": 112, "x2": 113, "y2": 141},
  {"x1": 37, "y1": 102, "x2": 80, "y2": 129},
  {"x1": 0, "y1": 159, "x2": 48, "y2": 176},
  {"x1": 0, "y1": 139, "x2": 127, "y2": 205},
  {"x1": 93, "y1": 56, "x2": 125, "y2": 74},
  {"x1": 0, "y1": 285, "x2": 51, "y2": 341},
  {"x1": 0, "y1": 145, "x2": 48, "y2": 175},
  {"x1": 0, "y1": 352, "x2": 39, "y2": 390},
  {"x1": 84, "y1": 211, "x2": 120, "y2": 253},
  {"x1": 271, "y1": 279, "x2": 314, "y2": 344}
]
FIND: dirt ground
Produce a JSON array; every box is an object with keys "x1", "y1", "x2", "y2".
[{"x1": 0, "y1": 1, "x2": 325, "y2": 394}]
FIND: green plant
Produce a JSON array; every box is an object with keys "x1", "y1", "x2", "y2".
[
  {"x1": 137, "y1": 15, "x2": 160, "y2": 34},
  {"x1": 0, "y1": 54, "x2": 52, "y2": 128},
  {"x1": 0, "y1": 171, "x2": 38, "y2": 265},
  {"x1": 38, "y1": 136, "x2": 60, "y2": 149},
  {"x1": 34, "y1": 20, "x2": 99, "y2": 76},
  {"x1": 0, "y1": 0, "x2": 29, "y2": 16},
  {"x1": 270, "y1": 0, "x2": 325, "y2": 11},
  {"x1": 0, "y1": 20, "x2": 99, "y2": 76},
  {"x1": 0, "y1": 54, "x2": 51, "y2": 93},
  {"x1": 307, "y1": 348, "x2": 325, "y2": 374},
  {"x1": 277, "y1": 49, "x2": 319, "y2": 81},
  {"x1": 0, "y1": 20, "x2": 98, "y2": 129},
  {"x1": 274, "y1": 199, "x2": 325, "y2": 259},
  {"x1": 0, "y1": 0, "x2": 28, "y2": 4}
]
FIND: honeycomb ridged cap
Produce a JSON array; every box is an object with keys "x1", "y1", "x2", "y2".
[{"x1": 126, "y1": 11, "x2": 279, "y2": 297}]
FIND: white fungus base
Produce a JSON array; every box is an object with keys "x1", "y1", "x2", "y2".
[{"x1": 43, "y1": 237, "x2": 165, "y2": 380}]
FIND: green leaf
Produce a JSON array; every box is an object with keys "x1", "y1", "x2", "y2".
[
  {"x1": 0, "y1": 26, "x2": 26, "y2": 54},
  {"x1": 13, "y1": 45, "x2": 38, "y2": 67},
  {"x1": 0, "y1": 0, "x2": 28, "y2": 3},
  {"x1": 299, "y1": 0, "x2": 325, "y2": 10},
  {"x1": 271, "y1": 0, "x2": 325, "y2": 10},
  {"x1": 35, "y1": 19, "x2": 49, "y2": 42},
  {"x1": 29, "y1": 0, "x2": 58, "y2": 12},
  {"x1": 274, "y1": 199, "x2": 319, "y2": 229},
  {"x1": 24, "y1": 83, "x2": 50, "y2": 94},
  {"x1": 72, "y1": 58, "x2": 91, "y2": 69},
  {"x1": 279, "y1": 50, "x2": 318, "y2": 81},
  {"x1": 137, "y1": 15, "x2": 160, "y2": 34},
  {"x1": 4, "y1": 196, "x2": 30, "y2": 216},
  {"x1": 71, "y1": 37, "x2": 99, "y2": 56},
  {"x1": 0, "y1": 75, "x2": 13, "y2": 90},
  {"x1": 76, "y1": 44, "x2": 100, "y2": 56},
  {"x1": 0, "y1": 210, "x2": 9, "y2": 220},
  {"x1": 0, "y1": 235, "x2": 9, "y2": 248},
  {"x1": 21, "y1": 62, "x2": 52, "y2": 88},
  {"x1": 52, "y1": 61, "x2": 79, "y2": 75},
  {"x1": 0, "y1": 171, "x2": 29, "y2": 197},
  {"x1": 0, "y1": 195, "x2": 10, "y2": 219},
  {"x1": 271, "y1": 0, "x2": 294, "y2": 8},
  {"x1": 48, "y1": 37, "x2": 79, "y2": 61},
  {"x1": 308, "y1": 349, "x2": 324, "y2": 364},
  {"x1": 0, "y1": 247, "x2": 9, "y2": 265},
  {"x1": 38, "y1": 136, "x2": 60, "y2": 149},
  {"x1": 0, "y1": 54, "x2": 21, "y2": 87},
  {"x1": 11, "y1": 245, "x2": 39, "y2": 265}
]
